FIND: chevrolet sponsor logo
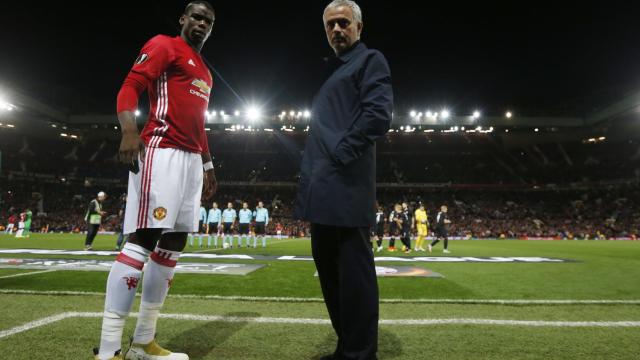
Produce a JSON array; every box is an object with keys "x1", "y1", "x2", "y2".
[{"x1": 191, "y1": 79, "x2": 211, "y2": 95}]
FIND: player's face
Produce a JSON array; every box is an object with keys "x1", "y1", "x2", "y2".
[
  {"x1": 243, "y1": 203, "x2": 248, "y2": 209},
  {"x1": 259, "y1": 202, "x2": 263, "y2": 208},
  {"x1": 323, "y1": 6, "x2": 362, "y2": 55},
  {"x1": 227, "y1": 203, "x2": 233, "y2": 209},
  {"x1": 213, "y1": 202, "x2": 217, "y2": 209},
  {"x1": 180, "y1": 5, "x2": 215, "y2": 47}
]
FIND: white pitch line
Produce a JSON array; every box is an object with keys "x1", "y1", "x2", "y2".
[
  {"x1": 1, "y1": 289, "x2": 640, "y2": 305},
  {"x1": 0, "y1": 312, "x2": 72, "y2": 339},
  {"x1": 378, "y1": 319, "x2": 640, "y2": 327},
  {"x1": 0, "y1": 269, "x2": 57, "y2": 280},
  {"x1": 2, "y1": 312, "x2": 640, "y2": 340}
]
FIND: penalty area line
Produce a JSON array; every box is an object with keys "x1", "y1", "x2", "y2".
[
  {"x1": 0, "y1": 269, "x2": 57, "y2": 280},
  {"x1": 1, "y1": 289, "x2": 640, "y2": 305},
  {"x1": 2, "y1": 312, "x2": 640, "y2": 340}
]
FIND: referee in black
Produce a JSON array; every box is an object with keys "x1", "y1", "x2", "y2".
[
  {"x1": 429, "y1": 205, "x2": 452, "y2": 253},
  {"x1": 294, "y1": 1, "x2": 393, "y2": 359}
]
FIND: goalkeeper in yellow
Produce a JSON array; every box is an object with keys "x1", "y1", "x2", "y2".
[{"x1": 414, "y1": 202, "x2": 428, "y2": 251}]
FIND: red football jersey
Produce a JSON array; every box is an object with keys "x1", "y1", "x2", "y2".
[{"x1": 129, "y1": 35, "x2": 212, "y2": 154}]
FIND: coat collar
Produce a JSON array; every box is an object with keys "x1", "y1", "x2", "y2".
[{"x1": 325, "y1": 41, "x2": 367, "y2": 65}]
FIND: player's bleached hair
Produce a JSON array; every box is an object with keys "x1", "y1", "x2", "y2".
[{"x1": 324, "y1": 0, "x2": 363, "y2": 23}]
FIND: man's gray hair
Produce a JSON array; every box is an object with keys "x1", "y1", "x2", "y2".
[{"x1": 324, "y1": 0, "x2": 363, "y2": 23}]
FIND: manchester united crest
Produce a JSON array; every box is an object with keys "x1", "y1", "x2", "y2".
[{"x1": 153, "y1": 207, "x2": 167, "y2": 220}]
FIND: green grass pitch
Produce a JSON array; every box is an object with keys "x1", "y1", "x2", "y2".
[{"x1": 0, "y1": 233, "x2": 639, "y2": 359}]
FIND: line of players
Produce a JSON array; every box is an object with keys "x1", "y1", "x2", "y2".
[
  {"x1": 188, "y1": 201, "x2": 280, "y2": 249},
  {"x1": 371, "y1": 202, "x2": 452, "y2": 254}
]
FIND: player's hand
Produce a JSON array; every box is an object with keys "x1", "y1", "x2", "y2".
[
  {"x1": 203, "y1": 168, "x2": 217, "y2": 200},
  {"x1": 119, "y1": 130, "x2": 145, "y2": 165}
]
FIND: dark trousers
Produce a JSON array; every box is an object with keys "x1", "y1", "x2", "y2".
[
  {"x1": 431, "y1": 230, "x2": 449, "y2": 249},
  {"x1": 401, "y1": 229, "x2": 411, "y2": 249},
  {"x1": 85, "y1": 224, "x2": 100, "y2": 246},
  {"x1": 311, "y1": 223, "x2": 379, "y2": 360}
]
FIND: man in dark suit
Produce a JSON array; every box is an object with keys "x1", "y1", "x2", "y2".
[{"x1": 294, "y1": 1, "x2": 393, "y2": 359}]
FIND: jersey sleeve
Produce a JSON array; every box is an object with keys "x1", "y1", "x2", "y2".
[
  {"x1": 117, "y1": 36, "x2": 175, "y2": 114},
  {"x1": 131, "y1": 35, "x2": 175, "y2": 82}
]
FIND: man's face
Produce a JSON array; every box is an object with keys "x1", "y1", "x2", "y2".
[
  {"x1": 323, "y1": 5, "x2": 362, "y2": 55},
  {"x1": 213, "y1": 202, "x2": 218, "y2": 209},
  {"x1": 180, "y1": 4, "x2": 215, "y2": 47},
  {"x1": 259, "y1": 202, "x2": 264, "y2": 208},
  {"x1": 442, "y1": 206, "x2": 448, "y2": 213},
  {"x1": 402, "y1": 203, "x2": 408, "y2": 210},
  {"x1": 228, "y1": 203, "x2": 233, "y2": 209},
  {"x1": 98, "y1": 195, "x2": 106, "y2": 202},
  {"x1": 243, "y1": 203, "x2": 248, "y2": 209},
  {"x1": 395, "y1": 205, "x2": 402, "y2": 213}
]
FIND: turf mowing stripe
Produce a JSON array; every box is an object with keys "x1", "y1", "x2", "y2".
[
  {"x1": 0, "y1": 269, "x2": 57, "y2": 279},
  {"x1": 2, "y1": 289, "x2": 640, "y2": 305},
  {"x1": 2, "y1": 312, "x2": 640, "y2": 340}
]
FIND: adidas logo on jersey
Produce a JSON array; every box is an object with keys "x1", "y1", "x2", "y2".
[{"x1": 188, "y1": 59, "x2": 196, "y2": 67}]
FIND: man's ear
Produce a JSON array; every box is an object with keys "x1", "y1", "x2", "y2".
[
  {"x1": 179, "y1": 14, "x2": 186, "y2": 26},
  {"x1": 357, "y1": 21, "x2": 364, "y2": 39}
]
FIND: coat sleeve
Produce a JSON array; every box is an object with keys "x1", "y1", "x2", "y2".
[{"x1": 333, "y1": 51, "x2": 393, "y2": 167}]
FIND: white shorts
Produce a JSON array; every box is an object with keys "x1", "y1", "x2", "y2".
[
  {"x1": 123, "y1": 146, "x2": 203, "y2": 235},
  {"x1": 6, "y1": 224, "x2": 14, "y2": 230},
  {"x1": 18, "y1": 222, "x2": 25, "y2": 230}
]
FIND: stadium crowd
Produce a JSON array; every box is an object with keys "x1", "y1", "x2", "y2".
[
  {"x1": 1, "y1": 129, "x2": 639, "y2": 240},
  {"x1": 2, "y1": 184, "x2": 638, "y2": 240}
]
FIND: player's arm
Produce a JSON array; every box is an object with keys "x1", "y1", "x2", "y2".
[
  {"x1": 117, "y1": 110, "x2": 145, "y2": 165},
  {"x1": 265, "y1": 209, "x2": 269, "y2": 227},
  {"x1": 117, "y1": 36, "x2": 174, "y2": 165},
  {"x1": 201, "y1": 143, "x2": 217, "y2": 200}
]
